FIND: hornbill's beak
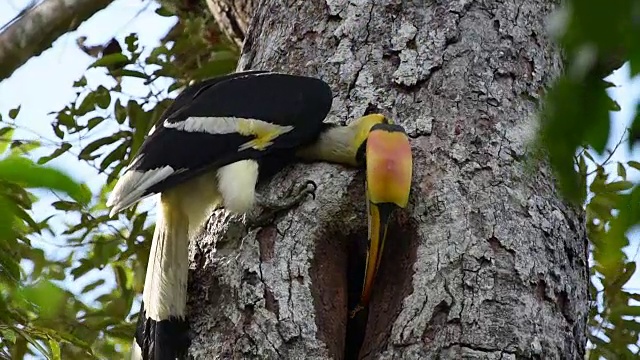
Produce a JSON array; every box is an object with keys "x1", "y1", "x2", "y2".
[{"x1": 359, "y1": 123, "x2": 412, "y2": 307}]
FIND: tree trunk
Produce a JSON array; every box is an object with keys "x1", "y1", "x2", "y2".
[
  {"x1": 0, "y1": 0, "x2": 114, "y2": 81},
  {"x1": 204, "y1": 0, "x2": 255, "y2": 47},
  {"x1": 187, "y1": 0, "x2": 589, "y2": 359}
]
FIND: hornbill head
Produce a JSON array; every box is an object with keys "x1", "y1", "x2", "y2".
[
  {"x1": 295, "y1": 113, "x2": 413, "y2": 308},
  {"x1": 359, "y1": 121, "x2": 412, "y2": 307}
]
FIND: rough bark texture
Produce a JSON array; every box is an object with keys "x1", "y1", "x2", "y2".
[
  {"x1": 0, "y1": 0, "x2": 115, "y2": 81},
  {"x1": 187, "y1": 0, "x2": 589, "y2": 359},
  {"x1": 204, "y1": 0, "x2": 255, "y2": 47}
]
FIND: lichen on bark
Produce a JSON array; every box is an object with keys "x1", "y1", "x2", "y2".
[{"x1": 188, "y1": 0, "x2": 588, "y2": 359}]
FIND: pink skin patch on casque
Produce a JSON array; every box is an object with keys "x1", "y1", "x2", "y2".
[{"x1": 366, "y1": 130, "x2": 412, "y2": 207}]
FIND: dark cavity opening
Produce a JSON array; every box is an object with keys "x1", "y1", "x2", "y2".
[{"x1": 344, "y1": 231, "x2": 368, "y2": 360}]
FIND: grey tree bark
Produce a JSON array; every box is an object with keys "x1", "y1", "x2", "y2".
[
  {"x1": 0, "y1": 0, "x2": 115, "y2": 81},
  {"x1": 187, "y1": 0, "x2": 589, "y2": 359},
  {"x1": 204, "y1": 0, "x2": 255, "y2": 47}
]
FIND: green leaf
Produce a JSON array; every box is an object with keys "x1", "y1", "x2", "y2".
[
  {"x1": 20, "y1": 280, "x2": 66, "y2": 319},
  {"x1": 100, "y1": 141, "x2": 128, "y2": 171},
  {"x1": 89, "y1": 53, "x2": 130, "y2": 68},
  {"x1": 628, "y1": 160, "x2": 640, "y2": 171},
  {"x1": 10, "y1": 139, "x2": 41, "y2": 155},
  {"x1": 13, "y1": 326, "x2": 49, "y2": 359},
  {"x1": 37, "y1": 142, "x2": 72, "y2": 164},
  {"x1": 0, "y1": 328, "x2": 16, "y2": 343},
  {"x1": 73, "y1": 76, "x2": 87, "y2": 88},
  {"x1": 630, "y1": 104, "x2": 640, "y2": 150},
  {"x1": 78, "y1": 134, "x2": 123, "y2": 161},
  {"x1": 0, "y1": 126, "x2": 15, "y2": 153},
  {"x1": 25, "y1": 248, "x2": 46, "y2": 278},
  {"x1": 86, "y1": 116, "x2": 104, "y2": 130},
  {"x1": 51, "y1": 200, "x2": 81, "y2": 211},
  {"x1": 57, "y1": 111, "x2": 75, "y2": 127},
  {"x1": 70, "y1": 259, "x2": 94, "y2": 279},
  {"x1": 49, "y1": 338, "x2": 61, "y2": 360},
  {"x1": 0, "y1": 239, "x2": 21, "y2": 285},
  {"x1": 617, "y1": 261, "x2": 636, "y2": 286},
  {"x1": 95, "y1": 85, "x2": 111, "y2": 109},
  {"x1": 155, "y1": 6, "x2": 175, "y2": 17},
  {"x1": 114, "y1": 99, "x2": 127, "y2": 124},
  {"x1": 617, "y1": 162, "x2": 626, "y2": 179},
  {"x1": 191, "y1": 52, "x2": 238, "y2": 79},
  {"x1": 125, "y1": 33, "x2": 138, "y2": 53},
  {"x1": 616, "y1": 305, "x2": 640, "y2": 316},
  {"x1": 0, "y1": 156, "x2": 90, "y2": 204},
  {"x1": 81, "y1": 279, "x2": 106, "y2": 294},
  {"x1": 76, "y1": 93, "x2": 96, "y2": 116},
  {"x1": 539, "y1": 76, "x2": 611, "y2": 203},
  {"x1": 52, "y1": 123, "x2": 64, "y2": 139},
  {"x1": 584, "y1": 150, "x2": 595, "y2": 163},
  {"x1": 8, "y1": 106, "x2": 20, "y2": 120},
  {"x1": 604, "y1": 181, "x2": 633, "y2": 193},
  {"x1": 13, "y1": 205, "x2": 40, "y2": 233},
  {"x1": 126, "y1": 100, "x2": 145, "y2": 129},
  {"x1": 119, "y1": 69, "x2": 148, "y2": 79}
]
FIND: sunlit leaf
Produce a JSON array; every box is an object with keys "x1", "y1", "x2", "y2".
[
  {"x1": 37, "y1": 142, "x2": 72, "y2": 164},
  {"x1": 0, "y1": 126, "x2": 14, "y2": 154},
  {"x1": 0, "y1": 328, "x2": 16, "y2": 343},
  {"x1": 604, "y1": 181, "x2": 633, "y2": 193},
  {"x1": 10, "y1": 139, "x2": 41, "y2": 155},
  {"x1": 0, "y1": 156, "x2": 90, "y2": 204},
  {"x1": 49, "y1": 338, "x2": 61, "y2": 360},
  {"x1": 89, "y1": 53, "x2": 130, "y2": 68}
]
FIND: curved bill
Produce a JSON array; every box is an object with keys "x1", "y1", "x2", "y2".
[
  {"x1": 360, "y1": 200, "x2": 395, "y2": 305},
  {"x1": 356, "y1": 123, "x2": 412, "y2": 310}
]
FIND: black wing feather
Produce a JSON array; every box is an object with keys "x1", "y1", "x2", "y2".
[
  {"x1": 158, "y1": 70, "x2": 269, "y2": 123},
  {"x1": 130, "y1": 71, "x2": 332, "y2": 197}
]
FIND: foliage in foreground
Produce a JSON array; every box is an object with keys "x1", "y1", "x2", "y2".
[
  {"x1": 0, "y1": 4, "x2": 237, "y2": 358},
  {"x1": 0, "y1": 0, "x2": 640, "y2": 358},
  {"x1": 539, "y1": 0, "x2": 640, "y2": 358}
]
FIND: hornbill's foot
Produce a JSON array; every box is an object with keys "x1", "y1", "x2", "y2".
[{"x1": 248, "y1": 180, "x2": 317, "y2": 228}]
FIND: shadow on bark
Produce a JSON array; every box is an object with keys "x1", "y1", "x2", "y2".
[{"x1": 309, "y1": 174, "x2": 419, "y2": 360}]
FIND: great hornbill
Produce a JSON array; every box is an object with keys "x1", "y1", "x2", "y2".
[
  {"x1": 107, "y1": 70, "x2": 332, "y2": 360},
  {"x1": 108, "y1": 71, "x2": 412, "y2": 359}
]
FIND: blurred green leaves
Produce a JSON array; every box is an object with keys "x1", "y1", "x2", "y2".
[
  {"x1": 0, "y1": 127, "x2": 95, "y2": 359},
  {"x1": 0, "y1": 4, "x2": 238, "y2": 359},
  {"x1": 0, "y1": 157, "x2": 90, "y2": 204},
  {"x1": 540, "y1": 0, "x2": 640, "y2": 357}
]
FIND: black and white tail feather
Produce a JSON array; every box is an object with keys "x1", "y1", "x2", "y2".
[{"x1": 106, "y1": 70, "x2": 332, "y2": 360}]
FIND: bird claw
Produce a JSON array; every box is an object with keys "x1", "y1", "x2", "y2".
[
  {"x1": 248, "y1": 179, "x2": 318, "y2": 228},
  {"x1": 291, "y1": 180, "x2": 317, "y2": 201}
]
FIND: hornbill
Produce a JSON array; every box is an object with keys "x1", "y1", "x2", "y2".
[
  {"x1": 106, "y1": 70, "x2": 333, "y2": 360},
  {"x1": 297, "y1": 114, "x2": 413, "y2": 312}
]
